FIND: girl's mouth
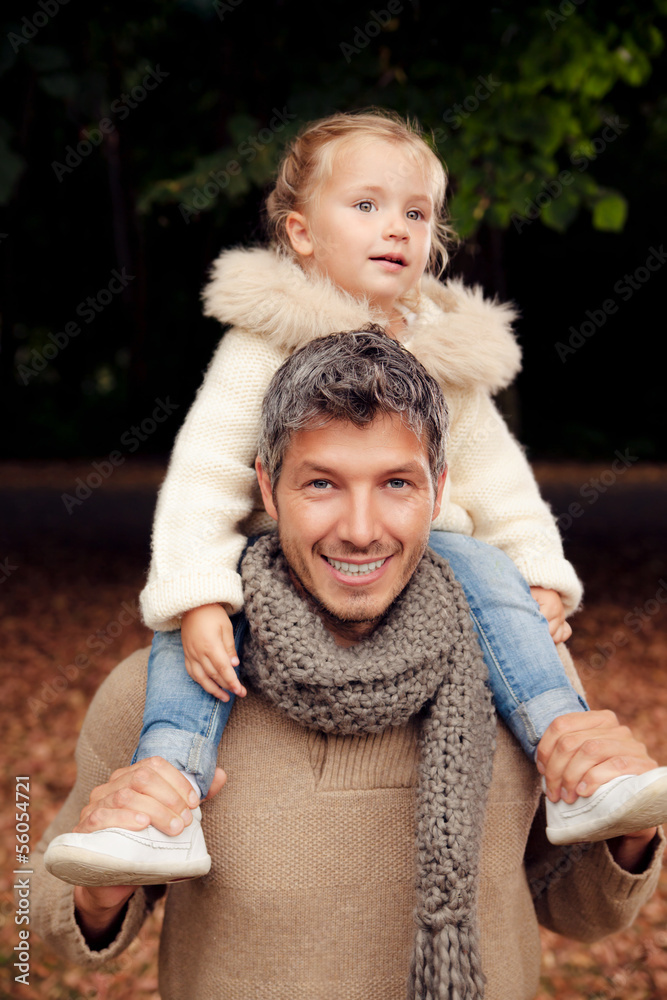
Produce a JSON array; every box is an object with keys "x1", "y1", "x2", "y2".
[{"x1": 371, "y1": 255, "x2": 407, "y2": 270}]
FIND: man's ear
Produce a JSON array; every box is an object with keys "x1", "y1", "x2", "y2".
[
  {"x1": 431, "y1": 465, "x2": 447, "y2": 522},
  {"x1": 255, "y1": 457, "x2": 278, "y2": 521},
  {"x1": 285, "y1": 211, "x2": 314, "y2": 258}
]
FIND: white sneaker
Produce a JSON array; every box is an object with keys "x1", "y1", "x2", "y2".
[
  {"x1": 44, "y1": 807, "x2": 211, "y2": 886},
  {"x1": 545, "y1": 767, "x2": 667, "y2": 845}
]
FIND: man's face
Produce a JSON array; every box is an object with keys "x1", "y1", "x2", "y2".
[{"x1": 256, "y1": 414, "x2": 446, "y2": 636}]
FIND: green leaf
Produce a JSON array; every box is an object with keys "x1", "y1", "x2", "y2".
[
  {"x1": 540, "y1": 190, "x2": 580, "y2": 233},
  {"x1": 592, "y1": 193, "x2": 628, "y2": 231}
]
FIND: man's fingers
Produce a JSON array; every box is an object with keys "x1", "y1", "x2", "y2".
[
  {"x1": 78, "y1": 787, "x2": 191, "y2": 835},
  {"x1": 77, "y1": 758, "x2": 200, "y2": 834},
  {"x1": 537, "y1": 710, "x2": 614, "y2": 770},
  {"x1": 204, "y1": 767, "x2": 227, "y2": 801},
  {"x1": 564, "y1": 752, "x2": 656, "y2": 801},
  {"x1": 553, "y1": 746, "x2": 656, "y2": 802},
  {"x1": 537, "y1": 709, "x2": 656, "y2": 801},
  {"x1": 548, "y1": 736, "x2": 632, "y2": 800},
  {"x1": 76, "y1": 804, "x2": 154, "y2": 834},
  {"x1": 123, "y1": 756, "x2": 199, "y2": 807}
]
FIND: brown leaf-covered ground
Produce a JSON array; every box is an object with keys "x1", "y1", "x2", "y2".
[{"x1": 1, "y1": 460, "x2": 666, "y2": 1000}]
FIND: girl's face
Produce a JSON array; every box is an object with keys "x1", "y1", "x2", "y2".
[{"x1": 286, "y1": 140, "x2": 433, "y2": 315}]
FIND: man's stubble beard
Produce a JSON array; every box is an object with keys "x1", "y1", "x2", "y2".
[{"x1": 278, "y1": 527, "x2": 430, "y2": 643}]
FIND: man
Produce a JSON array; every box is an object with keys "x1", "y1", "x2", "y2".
[{"x1": 32, "y1": 331, "x2": 663, "y2": 999}]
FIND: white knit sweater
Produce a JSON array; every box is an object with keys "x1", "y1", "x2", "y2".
[{"x1": 139, "y1": 247, "x2": 583, "y2": 630}]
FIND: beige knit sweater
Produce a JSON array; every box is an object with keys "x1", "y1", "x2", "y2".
[
  {"x1": 139, "y1": 248, "x2": 583, "y2": 630},
  {"x1": 32, "y1": 646, "x2": 663, "y2": 1000}
]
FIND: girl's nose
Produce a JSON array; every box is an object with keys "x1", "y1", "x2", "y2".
[{"x1": 383, "y1": 211, "x2": 409, "y2": 240}]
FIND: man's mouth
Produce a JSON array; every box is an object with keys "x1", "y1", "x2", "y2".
[{"x1": 324, "y1": 556, "x2": 388, "y2": 576}]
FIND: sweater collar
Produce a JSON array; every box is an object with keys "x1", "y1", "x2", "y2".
[{"x1": 202, "y1": 246, "x2": 522, "y2": 394}]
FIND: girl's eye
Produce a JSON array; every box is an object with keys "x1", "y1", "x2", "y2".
[
  {"x1": 406, "y1": 209, "x2": 422, "y2": 221},
  {"x1": 356, "y1": 201, "x2": 375, "y2": 213}
]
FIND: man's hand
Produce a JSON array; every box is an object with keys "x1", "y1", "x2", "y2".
[
  {"x1": 181, "y1": 604, "x2": 246, "y2": 701},
  {"x1": 71, "y1": 758, "x2": 226, "y2": 944},
  {"x1": 73, "y1": 884, "x2": 137, "y2": 948},
  {"x1": 75, "y1": 755, "x2": 215, "y2": 836},
  {"x1": 530, "y1": 586, "x2": 572, "y2": 644},
  {"x1": 537, "y1": 710, "x2": 658, "y2": 870},
  {"x1": 537, "y1": 709, "x2": 658, "y2": 802}
]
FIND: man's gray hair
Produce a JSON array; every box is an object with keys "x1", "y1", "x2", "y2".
[{"x1": 258, "y1": 327, "x2": 448, "y2": 489}]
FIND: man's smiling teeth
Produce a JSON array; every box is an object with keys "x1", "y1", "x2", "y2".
[{"x1": 326, "y1": 557, "x2": 387, "y2": 576}]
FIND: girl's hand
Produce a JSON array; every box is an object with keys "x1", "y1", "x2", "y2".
[
  {"x1": 181, "y1": 604, "x2": 246, "y2": 701},
  {"x1": 529, "y1": 586, "x2": 572, "y2": 644}
]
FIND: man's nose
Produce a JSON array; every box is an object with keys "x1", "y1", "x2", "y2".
[{"x1": 337, "y1": 492, "x2": 382, "y2": 549}]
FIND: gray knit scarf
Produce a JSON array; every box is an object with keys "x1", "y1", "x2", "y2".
[{"x1": 240, "y1": 533, "x2": 496, "y2": 1000}]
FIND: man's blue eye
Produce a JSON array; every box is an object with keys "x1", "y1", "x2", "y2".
[
  {"x1": 388, "y1": 479, "x2": 407, "y2": 489},
  {"x1": 311, "y1": 480, "x2": 330, "y2": 489}
]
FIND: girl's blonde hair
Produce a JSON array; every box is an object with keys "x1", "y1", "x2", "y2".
[{"x1": 265, "y1": 108, "x2": 455, "y2": 277}]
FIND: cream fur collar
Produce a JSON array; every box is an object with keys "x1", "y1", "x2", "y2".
[{"x1": 202, "y1": 246, "x2": 521, "y2": 394}]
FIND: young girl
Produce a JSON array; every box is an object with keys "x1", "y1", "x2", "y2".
[{"x1": 45, "y1": 109, "x2": 667, "y2": 885}]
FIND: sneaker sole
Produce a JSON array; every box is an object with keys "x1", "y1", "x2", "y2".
[
  {"x1": 547, "y1": 771, "x2": 667, "y2": 845},
  {"x1": 45, "y1": 845, "x2": 211, "y2": 886}
]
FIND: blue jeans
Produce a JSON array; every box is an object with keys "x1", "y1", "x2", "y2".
[
  {"x1": 428, "y1": 531, "x2": 587, "y2": 756},
  {"x1": 133, "y1": 615, "x2": 246, "y2": 797},
  {"x1": 134, "y1": 533, "x2": 587, "y2": 793}
]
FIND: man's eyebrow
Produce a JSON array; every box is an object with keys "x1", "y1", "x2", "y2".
[
  {"x1": 291, "y1": 460, "x2": 429, "y2": 479},
  {"x1": 290, "y1": 462, "x2": 341, "y2": 479},
  {"x1": 382, "y1": 462, "x2": 430, "y2": 478}
]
